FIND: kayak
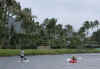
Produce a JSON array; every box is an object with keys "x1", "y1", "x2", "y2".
[{"x1": 69, "y1": 59, "x2": 77, "y2": 63}]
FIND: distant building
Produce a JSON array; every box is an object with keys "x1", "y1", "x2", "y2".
[
  {"x1": 8, "y1": 16, "x2": 23, "y2": 33},
  {"x1": 84, "y1": 41, "x2": 100, "y2": 48}
]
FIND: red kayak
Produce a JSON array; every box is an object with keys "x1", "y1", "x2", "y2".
[{"x1": 69, "y1": 59, "x2": 77, "y2": 63}]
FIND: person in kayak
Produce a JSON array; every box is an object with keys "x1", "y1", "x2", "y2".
[{"x1": 69, "y1": 56, "x2": 77, "y2": 63}]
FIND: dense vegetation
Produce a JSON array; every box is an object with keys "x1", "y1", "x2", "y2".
[{"x1": 0, "y1": 0, "x2": 100, "y2": 49}]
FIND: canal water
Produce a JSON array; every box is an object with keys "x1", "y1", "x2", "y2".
[{"x1": 0, "y1": 53, "x2": 100, "y2": 69}]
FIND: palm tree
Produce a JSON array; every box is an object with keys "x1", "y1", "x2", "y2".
[
  {"x1": 0, "y1": 0, "x2": 21, "y2": 48},
  {"x1": 94, "y1": 20, "x2": 99, "y2": 31},
  {"x1": 90, "y1": 21, "x2": 94, "y2": 30},
  {"x1": 56, "y1": 24, "x2": 66, "y2": 48},
  {"x1": 16, "y1": 8, "x2": 36, "y2": 33},
  {"x1": 78, "y1": 26, "x2": 86, "y2": 39},
  {"x1": 65, "y1": 24, "x2": 73, "y2": 38},
  {"x1": 56, "y1": 24, "x2": 63, "y2": 37},
  {"x1": 43, "y1": 18, "x2": 57, "y2": 47},
  {"x1": 1, "y1": 0, "x2": 21, "y2": 24},
  {"x1": 83, "y1": 21, "x2": 91, "y2": 36}
]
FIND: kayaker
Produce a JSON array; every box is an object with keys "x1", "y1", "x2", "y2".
[{"x1": 69, "y1": 56, "x2": 77, "y2": 63}]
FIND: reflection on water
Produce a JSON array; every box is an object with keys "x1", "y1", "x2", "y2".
[{"x1": 0, "y1": 53, "x2": 100, "y2": 69}]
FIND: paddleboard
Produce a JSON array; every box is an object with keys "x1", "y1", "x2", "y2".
[{"x1": 17, "y1": 59, "x2": 30, "y2": 63}]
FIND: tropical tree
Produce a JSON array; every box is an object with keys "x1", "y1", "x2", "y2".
[
  {"x1": 94, "y1": 20, "x2": 99, "y2": 31},
  {"x1": 0, "y1": 0, "x2": 21, "y2": 48},
  {"x1": 83, "y1": 21, "x2": 91, "y2": 36},
  {"x1": 65, "y1": 24, "x2": 73, "y2": 34},
  {"x1": 42, "y1": 18, "x2": 57, "y2": 47},
  {"x1": 16, "y1": 8, "x2": 37, "y2": 33},
  {"x1": 92, "y1": 30, "x2": 100, "y2": 43}
]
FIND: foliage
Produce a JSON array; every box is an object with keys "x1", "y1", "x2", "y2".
[
  {"x1": 0, "y1": 0, "x2": 100, "y2": 49},
  {"x1": 92, "y1": 30, "x2": 100, "y2": 43}
]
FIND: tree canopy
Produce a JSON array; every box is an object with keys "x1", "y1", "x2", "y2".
[{"x1": 0, "y1": 0, "x2": 100, "y2": 49}]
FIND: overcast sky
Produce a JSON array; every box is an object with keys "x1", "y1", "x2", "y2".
[{"x1": 16, "y1": 0, "x2": 100, "y2": 31}]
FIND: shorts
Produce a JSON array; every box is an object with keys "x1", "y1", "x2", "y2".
[{"x1": 20, "y1": 56, "x2": 24, "y2": 58}]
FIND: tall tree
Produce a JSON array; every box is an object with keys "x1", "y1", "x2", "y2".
[
  {"x1": 0, "y1": 0, "x2": 21, "y2": 48},
  {"x1": 16, "y1": 8, "x2": 36, "y2": 33},
  {"x1": 83, "y1": 21, "x2": 91, "y2": 36},
  {"x1": 94, "y1": 20, "x2": 99, "y2": 31}
]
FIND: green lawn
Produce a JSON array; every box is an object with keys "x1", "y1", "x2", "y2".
[{"x1": 0, "y1": 49, "x2": 100, "y2": 56}]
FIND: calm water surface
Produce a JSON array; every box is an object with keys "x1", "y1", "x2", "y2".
[{"x1": 0, "y1": 53, "x2": 100, "y2": 69}]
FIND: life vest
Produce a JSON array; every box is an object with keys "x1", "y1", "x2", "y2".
[{"x1": 69, "y1": 59, "x2": 77, "y2": 63}]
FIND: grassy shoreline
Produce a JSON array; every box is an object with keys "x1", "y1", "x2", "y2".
[{"x1": 0, "y1": 49, "x2": 100, "y2": 56}]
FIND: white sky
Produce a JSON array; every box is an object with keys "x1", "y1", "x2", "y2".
[{"x1": 16, "y1": 0, "x2": 100, "y2": 31}]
